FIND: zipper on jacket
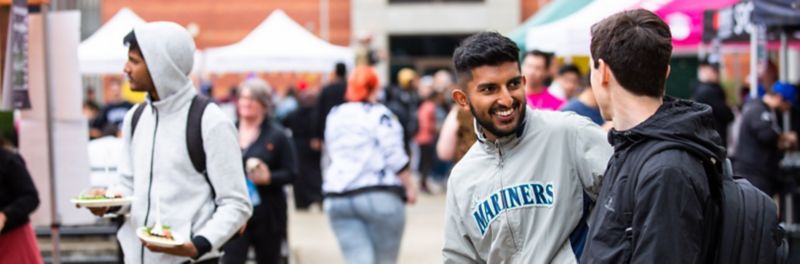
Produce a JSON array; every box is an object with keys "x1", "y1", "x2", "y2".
[
  {"x1": 140, "y1": 105, "x2": 159, "y2": 263},
  {"x1": 496, "y1": 142, "x2": 504, "y2": 168}
]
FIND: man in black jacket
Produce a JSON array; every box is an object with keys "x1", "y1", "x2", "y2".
[
  {"x1": 312, "y1": 63, "x2": 347, "y2": 151},
  {"x1": 581, "y1": 9, "x2": 723, "y2": 263},
  {"x1": 732, "y1": 83, "x2": 798, "y2": 197},
  {"x1": 692, "y1": 58, "x2": 734, "y2": 147}
]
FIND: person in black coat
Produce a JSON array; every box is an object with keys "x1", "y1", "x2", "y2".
[
  {"x1": 732, "y1": 83, "x2": 798, "y2": 197},
  {"x1": 313, "y1": 63, "x2": 348, "y2": 149},
  {"x1": 692, "y1": 59, "x2": 734, "y2": 147},
  {"x1": 0, "y1": 135, "x2": 42, "y2": 262},
  {"x1": 223, "y1": 78, "x2": 298, "y2": 264},
  {"x1": 284, "y1": 90, "x2": 323, "y2": 210}
]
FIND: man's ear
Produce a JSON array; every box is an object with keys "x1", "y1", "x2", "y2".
[
  {"x1": 599, "y1": 59, "x2": 611, "y2": 87},
  {"x1": 666, "y1": 65, "x2": 671, "y2": 79},
  {"x1": 452, "y1": 88, "x2": 469, "y2": 111}
]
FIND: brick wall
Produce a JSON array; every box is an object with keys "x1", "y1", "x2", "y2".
[
  {"x1": 101, "y1": 0, "x2": 351, "y2": 49},
  {"x1": 520, "y1": 0, "x2": 552, "y2": 22}
]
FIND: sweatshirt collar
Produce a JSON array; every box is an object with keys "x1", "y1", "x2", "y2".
[
  {"x1": 476, "y1": 107, "x2": 530, "y2": 152},
  {"x1": 149, "y1": 85, "x2": 196, "y2": 115}
]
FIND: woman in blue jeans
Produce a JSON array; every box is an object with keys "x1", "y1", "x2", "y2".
[{"x1": 323, "y1": 66, "x2": 417, "y2": 264}]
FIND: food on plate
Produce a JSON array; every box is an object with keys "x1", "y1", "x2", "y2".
[
  {"x1": 76, "y1": 192, "x2": 123, "y2": 200},
  {"x1": 144, "y1": 225, "x2": 174, "y2": 241}
]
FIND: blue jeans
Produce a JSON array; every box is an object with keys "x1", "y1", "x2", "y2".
[{"x1": 325, "y1": 190, "x2": 406, "y2": 264}]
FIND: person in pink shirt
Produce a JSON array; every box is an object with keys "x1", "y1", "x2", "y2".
[{"x1": 522, "y1": 50, "x2": 564, "y2": 110}]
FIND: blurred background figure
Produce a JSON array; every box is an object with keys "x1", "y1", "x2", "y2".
[
  {"x1": 383, "y1": 68, "x2": 421, "y2": 150},
  {"x1": 273, "y1": 83, "x2": 299, "y2": 123},
  {"x1": 355, "y1": 31, "x2": 379, "y2": 66},
  {"x1": 0, "y1": 130, "x2": 42, "y2": 264},
  {"x1": 415, "y1": 75, "x2": 438, "y2": 194},
  {"x1": 323, "y1": 66, "x2": 415, "y2": 264},
  {"x1": 732, "y1": 82, "x2": 798, "y2": 197},
  {"x1": 90, "y1": 80, "x2": 133, "y2": 139},
  {"x1": 560, "y1": 79, "x2": 605, "y2": 127},
  {"x1": 82, "y1": 101, "x2": 101, "y2": 139},
  {"x1": 522, "y1": 50, "x2": 563, "y2": 110},
  {"x1": 314, "y1": 63, "x2": 348, "y2": 153},
  {"x1": 550, "y1": 64, "x2": 582, "y2": 101},
  {"x1": 692, "y1": 57, "x2": 734, "y2": 147},
  {"x1": 87, "y1": 123, "x2": 124, "y2": 188},
  {"x1": 284, "y1": 84, "x2": 324, "y2": 210},
  {"x1": 83, "y1": 86, "x2": 101, "y2": 137},
  {"x1": 223, "y1": 78, "x2": 298, "y2": 264}
]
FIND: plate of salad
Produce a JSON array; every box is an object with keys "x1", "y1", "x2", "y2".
[
  {"x1": 71, "y1": 192, "x2": 134, "y2": 208},
  {"x1": 137, "y1": 225, "x2": 183, "y2": 247}
]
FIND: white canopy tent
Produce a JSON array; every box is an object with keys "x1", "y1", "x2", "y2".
[
  {"x1": 78, "y1": 8, "x2": 203, "y2": 75},
  {"x1": 78, "y1": 8, "x2": 145, "y2": 74},
  {"x1": 204, "y1": 9, "x2": 354, "y2": 73},
  {"x1": 525, "y1": 0, "x2": 642, "y2": 56}
]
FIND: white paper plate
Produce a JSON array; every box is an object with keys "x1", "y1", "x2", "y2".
[
  {"x1": 137, "y1": 227, "x2": 183, "y2": 247},
  {"x1": 71, "y1": 197, "x2": 134, "y2": 208}
]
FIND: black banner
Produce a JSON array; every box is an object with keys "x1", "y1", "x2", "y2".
[
  {"x1": 2, "y1": 0, "x2": 30, "y2": 110},
  {"x1": 704, "y1": 1, "x2": 799, "y2": 43}
]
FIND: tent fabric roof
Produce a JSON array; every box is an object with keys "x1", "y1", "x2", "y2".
[
  {"x1": 524, "y1": 0, "x2": 740, "y2": 56},
  {"x1": 507, "y1": 0, "x2": 592, "y2": 51},
  {"x1": 525, "y1": 0, "x2": 640, "y2": 56},
  {"x1": 78, "y1": 8, "x2": 146, "y2": 74},
  {"x1": 203, "y1": 9, "x2": 354, "y2": 73}
]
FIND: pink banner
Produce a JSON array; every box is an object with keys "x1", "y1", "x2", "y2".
[{"x1": 653, "y1": 0, "x2": 739, "y2": 48}]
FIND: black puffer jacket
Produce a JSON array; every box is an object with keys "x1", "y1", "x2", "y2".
[{"x1": 582, "y1": 97, "x2": 725, "y2": 263}]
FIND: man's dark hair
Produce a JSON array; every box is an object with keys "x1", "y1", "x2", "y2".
[
  {"x1": 123, "y1": 30, "x2": 142, "y2": 56},
  {"x1": 525, "y1": 50, "x2": 553, "y2": 69},
  {"x1": 335, "y1": 62, "x2": 347, "y2": 79},
  {"x1": 452, "y1": 32, "x2": 519, "y2": 85},
  {"x1": 558, "y1": 64, "x2": 581, "y2": 77},
  {"x1": 590, "y1": 9, "x2": 672, "y2": 97},
  {"x1": 699, "y1": 56, "x2": 720, "y2": 71}
]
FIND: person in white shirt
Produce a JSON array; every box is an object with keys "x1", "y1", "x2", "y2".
[{"x1": 323, "y1": 66, "x2": 416, "y2": 264}]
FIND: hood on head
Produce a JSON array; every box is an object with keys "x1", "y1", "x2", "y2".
[
  {"x1": 611, "y1": 97, "x2": 727, "y2": 164},
  {"x1": 134, "y1": 22, "x2": 195, "y2": 100}
]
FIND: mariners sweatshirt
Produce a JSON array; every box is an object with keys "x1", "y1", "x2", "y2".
[{"x1": 443, "y1": 107, "x2": 612, "y2": 263}]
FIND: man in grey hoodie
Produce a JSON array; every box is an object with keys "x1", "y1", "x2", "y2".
[
  {"x1": 442, "y1": 32, "x2": 612, "y2": 263},
  {"x1": 85, "y1": 22, "x2": 252, "y2": 263}
]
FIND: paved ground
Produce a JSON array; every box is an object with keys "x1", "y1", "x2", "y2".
[
  {"x1": 289, "y1": 193, "x2": 446, "y2": 264},
  {"x1": 37, "y1": 189, "x2": 447, "y2": 264}
]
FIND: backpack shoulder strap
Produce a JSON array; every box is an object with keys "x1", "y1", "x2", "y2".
[
  {"x1": 622, "y1": 143, "x2": 722, "y2": 262},
  {"x1": 130, "y1": 103, "x2": 147, "y2": 138},
  {"x1": 187, "y1": 95, "x2": 211, "y2": 175}
]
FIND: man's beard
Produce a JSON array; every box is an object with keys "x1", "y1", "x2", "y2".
[{"x1": 468, "y1": 98, "x2": 524, "y2": 139}]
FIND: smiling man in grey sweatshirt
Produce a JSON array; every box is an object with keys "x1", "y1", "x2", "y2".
[
  {"x1": 86, "y1": 22, "x2": 253, "y2": 263},
  {"x1": 442, "y1": 32, "x2": 612, "y2": 263}
]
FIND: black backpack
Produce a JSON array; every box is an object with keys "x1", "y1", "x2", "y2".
[
  {"x1": 130, "y1": 95, "x2": 215, "y2": 198},
  {"x1": 624, "y1": 144, "x2": 788, "y2": 264}
]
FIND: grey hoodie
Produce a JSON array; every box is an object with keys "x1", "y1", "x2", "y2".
[
  {"x1": 443, "y1": 107, "x2": 612, "y2": 263},
  {"x1": 113, "y1": 22, "x2": 253, "y2": 263}
]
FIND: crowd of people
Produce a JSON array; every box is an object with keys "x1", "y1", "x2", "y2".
[{"x1": 0, "y1": 6, "x2": 790, "y2": 264}]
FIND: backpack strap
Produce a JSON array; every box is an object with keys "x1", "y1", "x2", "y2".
[
  {"x1": 622, "y1": 143, "x2": 722, "y2": 262},
  {"x1": 186, "y1": 95, "x2": 214, "y2": 199},
  {"x1": 130, "y1": 103, "x2": 147, "y2": 138},
  {"x1": 187, "y1": 95, "x2": 210, "y2": 174}
]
